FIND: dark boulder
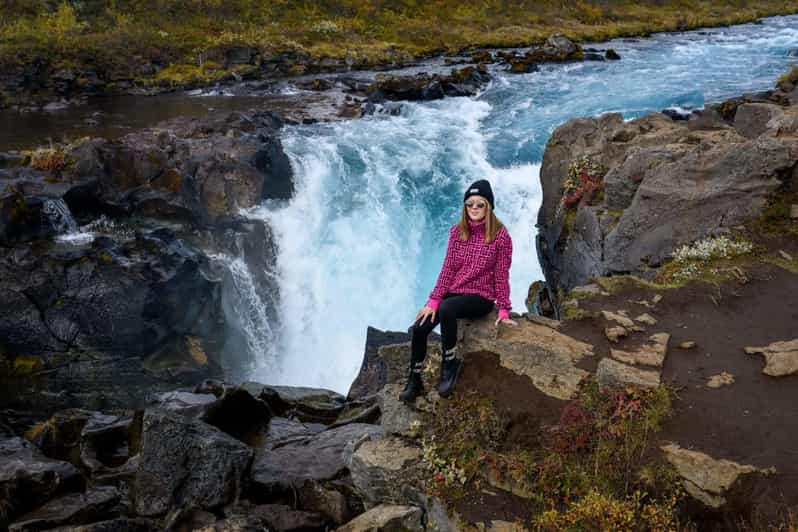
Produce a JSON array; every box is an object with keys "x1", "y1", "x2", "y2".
[
  {"x1": 243, "y1": 382, "x2": 346, "y2": 424},
  {"x1": 605, "y1": 49, "x2": 621, "y2": 60},
  {"x1": 249, "y1": 423, "x2": 383, "y2": 496},
  {"x1": 133, "y1": 408, "x2": 253, "y2": 517},
  {"x1": 0, "y1": 437, "x2": 84, "y2": 529},
  {"x1": 347, "y1": 326, "x2": 414, "y2": 401},
  {"x1": 9, "y1": 485, "x2": 121, "y2": 532}
]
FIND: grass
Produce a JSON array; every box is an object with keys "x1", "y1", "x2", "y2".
[{"x1": 0, "y1": 1, "x2": 796, "y2": 98}]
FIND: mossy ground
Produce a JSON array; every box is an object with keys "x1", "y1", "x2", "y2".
[{"x1": 1, "y1": 1, "x2": 796, "y2": 92}]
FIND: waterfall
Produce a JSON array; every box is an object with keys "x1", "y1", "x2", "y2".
[{"x1": 42, "y1": 199, "x2": 78, "y2": 234}]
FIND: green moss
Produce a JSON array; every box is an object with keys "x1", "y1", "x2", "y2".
[{"x1": 12, "y1": 355, "x2": 44, "y2": 375}]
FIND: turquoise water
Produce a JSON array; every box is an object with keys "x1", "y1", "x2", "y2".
[{"x1": 248, "y1": 15, "x2": 798, "y2": 392}]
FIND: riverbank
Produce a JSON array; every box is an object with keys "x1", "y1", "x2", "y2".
[{"x1": 2, "y1": 1, "x2": 797, "y2": 108}]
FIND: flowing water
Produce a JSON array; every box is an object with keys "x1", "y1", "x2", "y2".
[{"x1": 244, "y1": 15, "x2": 798, "y2": 392}]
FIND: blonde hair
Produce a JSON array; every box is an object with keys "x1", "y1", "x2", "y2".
[{"x1": 458, "y1": 202, "x2": 503, "y2": 243}]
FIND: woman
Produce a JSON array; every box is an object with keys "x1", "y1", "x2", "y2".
[{"x1": 400, "y1": 179, "x2": 517, "y2": 404}]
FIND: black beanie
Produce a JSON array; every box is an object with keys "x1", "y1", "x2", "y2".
[{"x1": 463, "y1": 179, "x2": 494, "y2": 209}]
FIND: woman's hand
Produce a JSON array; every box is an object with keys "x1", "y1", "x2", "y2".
[
  {"x1": 495, "y1": 317, "x2": 518, "y2": 327},
  {"x1": 416, "y1": 305, "x2": 436, "y2": 326}
]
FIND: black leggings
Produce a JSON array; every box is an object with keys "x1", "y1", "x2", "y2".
[{"x1": 408, "y1": 293, "x2": 494, "y2": 369}]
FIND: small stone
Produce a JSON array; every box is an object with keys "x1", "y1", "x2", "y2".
[
  {"x1": 604, "y1": 326, "x2": 628, "y2": 343},
  {"x1": 745, "y1": 339, "x2": 798, "y2": 376},
  {"x1": 652, "y1": 294, "x2": 663, "y2": 304},
  {"x1": 601, "y1": 310, "x2": 636, "y2": 329},
  {"x1": 707, "y1": 372, "x2": 735, "y2": 388},
  {"x1": 778, "y1": 249, "x2": 793, "y2": 261},
  {"x1": 791, "y1": 204, "x2": 798, "y2": 219},
  {"x1": 635, "y1": 313, "x2": 658, "y2": 325},
  {"x1": 610, "y1": 333, "x2": 669, "y2": 367},
  {"x1": 679, "y1": 341, "x2": 697, "y2": 350},
  {"x1": 336, "y1": 505, "x2": 423, "y2": 532}
]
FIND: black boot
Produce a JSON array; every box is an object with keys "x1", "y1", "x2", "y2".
[
  {"x1": 438, "y1": 348, "x2": 463, "y2": 398},
  {"x1": 399, "y1": 365, "x2": 424, "y2": 404}
]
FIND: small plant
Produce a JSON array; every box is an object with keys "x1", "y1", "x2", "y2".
[
  {"x1": 562, "y1": 155, "x2": 606, "y2": 208},
  {"x1": 672, "y1": 235, "x2": 753, "y2": 263},
  {"x1": 30, "y1": 147, "x2": 71, "y2": 178}
]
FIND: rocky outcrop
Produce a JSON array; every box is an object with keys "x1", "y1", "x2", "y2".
[
  {"x1": 537, "y1": 90, "x2": 798, "y2": 294},
  {"x1": 1, "y1": 108, "x2": 291, "y2": 412},
  {"x1": 367, "y1": 65, "x2": 491, "y2": 103},
  {"x1": 459, "y1": 311, "x2": 594, "y2": 400},
  {"x1": 661, "y1": 443, "x2": 777, "y2": 509}
]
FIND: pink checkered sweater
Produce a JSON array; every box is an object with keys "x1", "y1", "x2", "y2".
[{"x1": 426, "y1": 219, "x2": 513, "y2": 320}]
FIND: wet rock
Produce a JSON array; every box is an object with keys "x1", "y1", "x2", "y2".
[
  {"x1": 661, "y1": 442, "x2": 776, "y2": 508},
  {"x1": 377, "y1": 384, "x2": 421, "y2": 437},
  {"x1": 0, "y1": 437, "x2": 83, "y2": 528},
  {"x1": 744, "y1": 339, "x2": 798, "y2": 376},
  {"x1": 134, "y1": 408, "x2": 252, "y2": 516},
  {"x1": 460, "y1": 311, "x2": 594, "y2": 400},
  {"x1": 250, "y1": 423, "x2": 383, "y2": 495},
  {"x1": 0, "y1": 191, "x2": 52, "y2": 245},
  {"x1": 336, "y1": 504, "x2": 423, "y2": 532},
  {"x1": 583, "y1": 53, "x2": 606, "y2": 61},
  {"x1": 610, "y1": 332, "x2": 669, "y2": 367},
  {"x1": 9, "y1": 485, "x2": 120, "y2": 532},
  {"x1": 507, "y1": 57, "x2": 539, "y2": 74},
  {"x1": 470, "y1": 51, "x2": 493, "y2": 63},
  {"x1": 244, "y1": 382, "x2": 346, "y2": 423},
  {"x1": 348, "y1": 436, "x2": 422, "y2": 506},
  {"x1": 596, "y1": 357, "x2": 660, "y2": 390},
  {"x1": 367, "y1": 65, "x2": 490, "y2": 103},
  {"x1": 526, "y1": 35, "x2": 584, "y2": 63},
  {"x1": 606, "y1": 49, "x2": 621, "y2": 60}
]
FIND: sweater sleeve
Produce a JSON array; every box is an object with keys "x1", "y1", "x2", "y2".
[
  {"x1": 494, "y1": 229, "x2": 512, "y2": 318},
  {"x1": 427, "y1": 226, "x2": 459, "y2": 310}
]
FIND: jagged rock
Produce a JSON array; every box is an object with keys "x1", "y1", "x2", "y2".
[
  {"x1": 707, "y1": 372, "x2": 735, "y2": 388},
  {"x1": 596, "y1": 358, "x2": 660, "y2": 390},
  {"x1": 610, "y1": 332, "x2": 669, "y2": 367},
  {"x1": 605, "y1": 326, "x2": 628, "y2": 343},
  {"x1": 336, "y1": 504, "x2": 423, "y2": 532},
  {"x1": 368, "y1": 66, "x2": 491, "y2": 102},
  {"x1": 733, "y1": 103, "x2": 784, "y2": 139},
  {"x1": 460, "y1": 312, "x2": 594, "y2": 400},
  {"x1": 201, "y1": 386, "x2": 272, "y2": 445},
  {"x1": 243, "y1": 382, "x2": 346, "y2": 423},
  {"x1": 661, "y1": 443, "x2": 776, "y2": 508},
  {"x1": 298, "y1": 480, "x2": 354, "y2": 526},
  {"x1": 537, "y1": 101, "x2": 796, "y2": 292},
  {"x1": 348, "y1": 436, "x2": 422, "y2": 506},
  {"x1": 9, "y1": 485, "x2": 120, "y2": 532},
  {"x1": 134, "y1": 409, "x2": 252, "y2": 516},
  {"x1": 250, "y1": 504, "x2": 329, "y2": 531},
  {"x1": 348, "y1": 326, "x2": 414, "y2": 401},
  {"x1": 0, "y1": 437, "x2": 83, "y2": 528},
  {"x1": 250, "y1": 423, "x2": 383, "y2": 494},
  {"x1": 264, "y1": 416, "x2": 326, "y2": 448},
  {"x1": 744, "y1": 339, "x2": 798, "y2": 376},
  {"x1": 26, "y1": 409, "x2": 133, "y2": 476},
  {"x1": 149, "y1": 391, "x2": 217, "y2": 418},
  {"x1": 44, "y1": 518, "x2": 157, "y2": 531},
  {"x1": 377, "y1": 384, "x2": 421, "y2": 437}
]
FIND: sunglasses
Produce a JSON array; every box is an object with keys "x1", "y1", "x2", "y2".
[{"x1": 464, "y1": 201, "x2": 487, "y2": 209}]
